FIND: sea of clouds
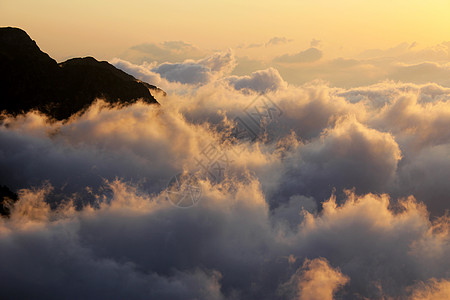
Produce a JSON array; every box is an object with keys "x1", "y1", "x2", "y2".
[{"x1": 0, "y1": 49, "x2": 449, "y2": 299}]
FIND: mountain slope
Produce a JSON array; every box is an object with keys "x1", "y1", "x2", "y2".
[{"x1": 0, "y1": 27, "x2": 161, "y2": 120}]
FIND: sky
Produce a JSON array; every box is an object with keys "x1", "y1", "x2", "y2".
[
  {"x1": 2, "y1": 0, "x2": 450, "y2": 61},
  {"x1": 1, "y1": 1, "x2": 450, "y2": 299}
]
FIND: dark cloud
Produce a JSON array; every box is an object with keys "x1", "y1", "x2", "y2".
[
  {"x1": 153, "y1": 62, "x2": 212, "y2": 84},
  {"x1": 0, "y1": 181, "x2": 447, "y2": 299}
]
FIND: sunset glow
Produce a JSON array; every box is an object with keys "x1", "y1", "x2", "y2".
[{"x1": 0, "y1": 1, "x2": 449, "y2": 299}]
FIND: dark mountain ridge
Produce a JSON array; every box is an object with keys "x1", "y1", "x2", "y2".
[{"x1": 0, "y1": 27, "x2": 161, "y2": 120}]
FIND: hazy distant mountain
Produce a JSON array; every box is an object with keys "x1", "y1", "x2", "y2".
[{"x1": 0, "y1": 27, "x2": 161, "y2": 120}]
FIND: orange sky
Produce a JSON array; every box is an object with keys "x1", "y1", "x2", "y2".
[{"x1": 1, "y1": 0, "x2": 450, "y2": 61}]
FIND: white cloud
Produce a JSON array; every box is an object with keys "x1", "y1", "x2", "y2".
[
  {"x1": 0, "y1": 75, "x2": 449, "y2": 299},
  {"x1": 113, "y1": 51, "x2": 236, "y2": 86},
  {"x1": 110, "y1": 58, "x2": 162, "y2": 86},
  {"x1": 226, "y1": 67, "x2": 287, "y2": 93}
]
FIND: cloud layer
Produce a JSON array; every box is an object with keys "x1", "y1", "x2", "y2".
[{"x1": 1, "y1": 51, "x2": 450, "y2": 299}]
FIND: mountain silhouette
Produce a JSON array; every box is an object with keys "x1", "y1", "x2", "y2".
[{"x1": 0, "y1": 27, "x2": 161, "y2": 120}]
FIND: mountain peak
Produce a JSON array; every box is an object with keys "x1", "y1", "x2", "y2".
[
  {"x1": 0, "y1": 27, "x2": 33, "y2": 44},
  {"x1": 0, "y1": 27, "x2": 161, "y2": 120}
]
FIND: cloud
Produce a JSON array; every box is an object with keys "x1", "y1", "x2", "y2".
[
  {"x1": 151, "y1": 51, "x2": 235, "y2": 85},
  {"x1": 113, "y1": 51, "x2": 236, "y2": 86},
  {"x1": 116, "y1": 42, "x2": 450, "y2": 89},
  {"x1": 294, "y1": 192, "x2": 449, "y2": 299},
  {"x1": 357, "y1": 41, "x2": 450, "y2": 62},
  {"x1": 0, "y1": 186, "x2": 225, "y2": 299},
  {"x1": 310, "y1": 39, "x2": 321, "y2": 48},
  {"x1": 120, "y1": 41, "x2": 206, "y2": 64},
  {"x1": 358, "y1": 42, "x2": 414, "y2": 59},
  {"x1": 410, "y1": 279, "x2": 450, "y2": 300},
  {"x1": 273, "y1": 116, "x2": 402, "y2": 205},
  {"x1": 280, "y1": 258, "x2": 349, "y2": 300},
  {"x1": 196, "y1": 50, "x2": 236, "y2": 74},
  {"x1": 232, "y1": 56, "x2": 268, "y2": 76},
  {"x1": 274, "y1": 58, "x2": 450, "y2": 88},
  {"x1": 0, "y1": 179, "x2": 448, "y2": 299},
  {"x1": 266, "y1": 37, "x2": 293, "y2": 47},
  {"x1": 235, "y1": 41, "x2": 449, "y2": 87},
  {"x1": 152, "y1": 62, "x2": 212, "y2": 84},
  {"x1": 245, "y1": 43, "x2": 264, "y2": 49},
  {"x1": 110, "y1": 58, "x2": 162, "y2": 86},
  {"x1": 389, "y1": 62, "x2": 450, "y2": 85},
  {"x1": 0, "y1": 76, "x2": 449, "y2": 299},
  {"x1": 226, "y1": 67, "x2": 287, "y2": 93},
  {"x1": 2, "y1": 80, "x2": 449, "y2": 213},
  {"x1": 240, "y1": 37, "x2": 292, "y2": 49},
  {"x1": 274, "y1": 48, "x2": 323, "y2": 63},
  {"x1": 117, "y1": 39, "x2": 450, "y2": 88},
  {"x1": 272, "y1": 195, "x2": 317, "y2": 229}
]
